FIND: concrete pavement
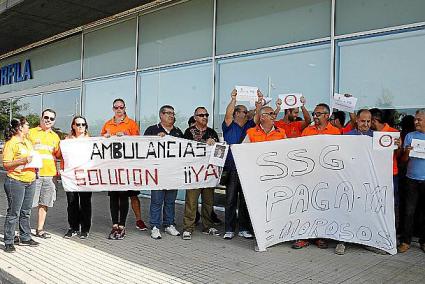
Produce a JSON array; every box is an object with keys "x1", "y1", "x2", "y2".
[{"x1": 0, "y1": 172, "x2": 424, "y2": 283}]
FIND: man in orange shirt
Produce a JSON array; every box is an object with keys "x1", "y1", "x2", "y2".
[
  {"x1": 101, "y1": 98, "x2": 146, "y2": 240},
  {"x1": 244, "y1": 106, "x2": 286, "y2": 143},
  {"x1": 274, "y1": 96, "x2": 311, "y2": 138}
]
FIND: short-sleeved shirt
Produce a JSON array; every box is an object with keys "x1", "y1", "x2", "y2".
[
  {"x1": 222, "y1": 119, "x2": 256, "y2": 170},
  {"x1": 28, "y1": 127, "x2": 60, "y2": 177},
  {"x1": 345, "y1": 129, "x2": 373, "y2": 137},
  {"x1": 274, "y1": 120, "x2": 303, "y2": 138},
  {"x1": 3, "y1": 136, "x2": 36, "y2": 183},
  {"x1": 301, "y1": 123, "x2": 340, "y2": 136},
  {"x1": 101, "y1": 116, "x2": 140, "y2": 136},
  {"x1": 403, "y1": 131, "x2": 425, "y2": 181},
  {"x1": 144, "y1": 123, "x2": 184, "y2": 138},
  {"x1": 184, "y1": 125, "x2": 219, "y2": 143},
  {"x1": 381, "y1": 123, "x2": 400, "y2": 175},
  {"x1": 246, "y1": 125, "x2": 287, "y2": 142},
  {"x1": 342, "y1": 123, "x2": 353, "y2": 134}
]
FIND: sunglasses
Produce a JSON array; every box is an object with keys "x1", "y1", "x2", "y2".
[
  {"x1": 196, "y1": 113, "x2": 209, "y2": 118},
  {"x1": 113, "y1": 106, "x2": 125, "y2": 110},
  {"x1": 262, "y1": 112, "x2": 276, "y2": 117},
  {"x1": 75, "y1": 123, "x2": 87, "y2": 127},
  {"x1": 312, "y1": 112, "x2": 328, "y2": 117},
  {"x1": 43, "y1": 115, "x2": 55, "y2": 121}
]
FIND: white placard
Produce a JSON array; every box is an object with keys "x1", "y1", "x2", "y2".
[
  {"x1": 373, "y1": 132, "x2": 400, "y2": 150},
  {"x1": 278, "y1": 93, "x2": 303, "y2": 110},
  {"x1": 24, "y1": 151, "x2": 43, "y2": 169},
  {"x1": 60, "y1": 136, "x2": 222, "y2": 191},
  {"x1": 232, "y1": 135, "x2": 396, "y2": 254},
  {"x1": 208, "y1": 143, "x2": 229, "y2": 167},
  {"x1": 409, "y1": 138, "x2": 425, "y2": 159},
  {"x1": 332, "y1": 93, "x2": 358, "y2": 113},
  {"x1": 235, "y1": 86, "x2": 258, "y2": 104}
]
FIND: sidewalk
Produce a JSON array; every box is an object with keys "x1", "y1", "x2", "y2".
[{"x1": 0, "y1": 173, "x2": 424, "y2": 283}]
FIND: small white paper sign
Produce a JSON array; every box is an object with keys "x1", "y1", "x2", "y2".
[
  {"x1": 373, "y1": 132, "x2": 400, "y2": 150},
  {"x1": 278, "y1": 93, "x2": 303, "y2": 110},
  {"x1": 248, "y1": 97, "x2": 272, "y2": 109},
  {"x1": 209, "y1": 143, "x2": 229, "y2": 167},
  {"x1": 409, "y1": 139, "x2": 425, "y2": 159},
  {"x1": 235, "y1": 86, "x2": 258, "y2": 103},
  {"x1": 332, "y1": 93, "x2": 358, "y2": 112},
  {"x1": 24, "y1": 151, "x2": 43, "y2": 168}
]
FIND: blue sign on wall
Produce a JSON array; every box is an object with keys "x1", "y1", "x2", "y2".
[{"x1": 0, "y1": 59, "x2": 32, "y2": 87}]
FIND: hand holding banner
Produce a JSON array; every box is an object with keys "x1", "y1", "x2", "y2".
[
  {"x1": 332, "y1": 93, "x2": 357, "y2": 113},
  {"x1": 277, "y1": 93, "x2": 303, "y2": 110},
  {"x1": 373, "y1": 132, "x2": 400, "y2": 150}
]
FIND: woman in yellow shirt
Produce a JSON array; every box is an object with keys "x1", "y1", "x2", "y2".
[{"x1": 3, "y1": 118, "x2": 39, "y2": 253}]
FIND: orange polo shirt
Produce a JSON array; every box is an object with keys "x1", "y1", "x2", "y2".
[
  {"x1": 246, "y1": 125, "x2": 286, "y2": 142},
  {"x1": 101, "y1": 116, "x2": 140, "y2": 136},
  {"x1": 381, "y1": 123, "x2": 399, "y2": 175},
  {"x1": 301, "y1": 123, "x2": 341, "y2": 136},
  {"x1": 274, "y1": 120, "x2": 303, "y2": 138}
]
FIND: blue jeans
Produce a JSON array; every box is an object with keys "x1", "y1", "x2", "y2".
[
  {"x1": 3, "y1": 176, "x2": 36, "y2": 245},
  {"x1": 149, "y1": 190, "x2": 177, "y2": 228}
]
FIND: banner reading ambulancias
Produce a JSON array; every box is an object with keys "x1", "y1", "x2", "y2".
[
  {"x1": 60, "y1": 136, "x2": 222, "y2": 191},
  {"x1": 231, "y1": 135, "x2": 397, "y2": 255}
]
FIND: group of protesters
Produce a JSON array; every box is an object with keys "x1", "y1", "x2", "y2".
[{"x1": 2, "y1": 89, "x2": 424, "y2": 256}]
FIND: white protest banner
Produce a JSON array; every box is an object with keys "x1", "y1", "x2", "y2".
[
  {"x1": 409, "y1": 138, "x2": 425, "y2": 159},
  {"x1": 373, "y1": 131, "x2": 400, "y2": 150},
  {"x1": 60, "y1": 136, "x2": 222, "y2": 192},
  {"x1": 278, "y1": 93, "x2": 303, "y2": 110},
  {"x1": 235, "y1": 85, "x2": 258, "y2": 106},
  {"x1": 232, "y1": 135, "x2": 396, "y2": 254},
  {"x1": 332, "y1": 93, "x2": 358, "y2": 113}
]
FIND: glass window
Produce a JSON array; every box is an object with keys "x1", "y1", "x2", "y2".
[
  {"x1": 0, "y1": 35, "x2": 81, "y2": 94},
  {"x1": 12, "y1": 95, "x2": 42, "y2": 128},
  {"x1": 83, "y1": 19, "x2": 137, "y2": 78},
  {"x1": 84, "y1": 74, "x2": 136, "y2": 136},
  {"x1": 216, "y1": 0, "x2": 331, "y2": 55},
  {"x1": 138, "y1": 0, "x2": 213, "y2": 69},
  {"x1": 0, "y1": 99, "x2": 10, "y2": 140},
  {"x1": 216, "y1": 44, "x2": 331, "y2": 132},
  {"x1": 43, "y1": 89, "x2": 81, "y2": 139},
  {"x1": 337, "y1": 29, "x2": 425, "y2": 110},
  {"x1": 336, "y1": 0, "x2": 425, "y2": 35},
  {"x1": 138, "y1": 62, "x2": 213, "y2": 133}
]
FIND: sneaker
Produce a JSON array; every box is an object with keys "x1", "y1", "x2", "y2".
[
  {"x1": 315, "y1": 239, "x2": 328, "y2": 249},
  {"x1": 136, "y1": 220, "x2": 147, "y2": 231},
  {"x1": 80, "y1": 232, "x2": 89, "y2": 239},
  {"x1": 64, "y1": 229, "x2": 78, "y2": 239},
  {"x1": 164, "y1": 225, "x2": 180, "y2": 236},
  {"x1": 19, "y1": 239, "x2": 40, "y2": 247},
  {"x1": 238, "y1": 231, "x2": 254, "y2": 239},
  {"x1": 108, "y1": 227, "x2": 119, "y2": 240},
  {"x1": 182, "y1": 231, "x2": 192, "y2": 240},
  {"x1": 397, "y1": 243, "x2": 410, "y2": 253},
  {"x1": 4, "y1": 244, "x2": 16, "y2": 253},
  {"x1": 202, "y1": 228, "x2": 220, "y2": 236},
  {"x1": 35, "y1": 230, "x2": 51, "y2": 239},
  {"x1": 151, "y1": 227, "x2": 162, "y2": 239},
  {"x1": 223, "y1": 232, "x2": 235, "y2": 240},
  {"x1": 116, "y1": 227, "x2": 126, "y2": 240},
  {"x1": 335, "y1": 243, "x2": 345, "y2": 255},
  {"x1": 292, "y1": 240, "x2": 310, "y2": 249}
]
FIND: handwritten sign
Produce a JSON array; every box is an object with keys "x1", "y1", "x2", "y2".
[
  {"x1": 60, "y1": 136, "x2": 222, "y2": 191},
  {"x1": 373, "y1": 132, "x2": 400, "y2": 150},
  {"x1": 232, "y1": 135, "x2": 396, "y2": 254},
  {"x1": 278, "y1": 93, "x2": 303, "y2": 110},
  {"x1": 332, "y1": 93, "x2": 357, "y2": 113},
  {"x1": 235, "y1": 85, "x2": 258, "y2": 104},
  {"x1": 409, "y1": 138, "x2": 425, "y2": 159}
]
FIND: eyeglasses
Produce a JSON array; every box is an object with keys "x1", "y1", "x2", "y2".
[
  {"x1": 113, "y1": 106, "x2": 125, "y2": 110},
  {"x1": 262, "y1": 112, "x2": 276, "y2": 117},
  {"x1": 312, "y1": 112, "x2": 328, "y2": 117},
  {"x1": 43, "y1": 115, "x2": 55, "y2": 121},
  {"x1": 75, "y1": 123, "x2": 87, "y2": 127},
  {"x1": 162, "y1": 111, "x2": 175, "y2": 116},
  {"x1": 196, "y1": 113, "x2": 209, "y2": 118}
]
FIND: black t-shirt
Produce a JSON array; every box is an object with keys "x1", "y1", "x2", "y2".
[
  {"x1": 183, "y1": 125, "x2": 219, "y2": 142},
  {"x1": 144, "y1": 123, "x2": 184, "y2": 138}
]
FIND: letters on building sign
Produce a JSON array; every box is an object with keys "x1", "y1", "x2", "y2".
[{"x1": 0, "y1": 59, "x2": 32, "y2": 87}]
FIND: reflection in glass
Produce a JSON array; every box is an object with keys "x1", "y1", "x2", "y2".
[
  {"x1": 84, "y1": 74, "x2": 136, "y2": 135},
  {"x1": 216, "y1": 44, "x2": 331, "y2": 132},
  {"x1": 0, "y1": 99, "x2": 11, "y2": 140},
  {"x1": 138, "y1": 62, "x2": 213, "y2": 133},
  {"x1": 12, "y1": 95, "x2": 42, "y2": 129},
  {"x1": 43, "y1": 89, "x2": 81, "y2": 139}
]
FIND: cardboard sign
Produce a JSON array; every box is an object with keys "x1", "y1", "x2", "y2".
[
  {"x1": 332, "y1": 93, "x2": 358, "y2": 113},
  {"x1": 373, "y1": 132, "x2": 400, "y2": 150},
  {"x1": 278, "y1": 93, "x2": 303, "y2": 110},
  {"x1": 409, "y1": 138, "x2": 425, "y2": 159}
]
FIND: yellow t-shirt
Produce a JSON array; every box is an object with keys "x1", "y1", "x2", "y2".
[
  {"x1": 3, "y1": 136, "x2": 36, "y2": 183},
  {"x1": 28, "y1": 127, "x2": 60, "y2": 177}
]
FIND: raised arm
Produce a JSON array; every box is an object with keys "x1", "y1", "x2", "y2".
[{"x1": 224, "y1": 89, "x2": 237, "y2": 127}]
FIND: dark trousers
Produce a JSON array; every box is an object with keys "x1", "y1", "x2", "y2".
[
  {"x1": 66, "y1": 192, "x2": 92, "y2": 233},
  {"x1": 109, "y1": 192, "x2": 129, "y2": 226},
  {"x1": 225, "y1": 170, "x2": 251, "y2": 233},
  {"x1": 401, "y1": 178, "x2": 425, "y2": 245}
]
